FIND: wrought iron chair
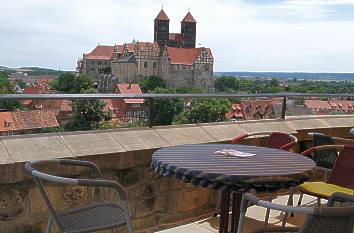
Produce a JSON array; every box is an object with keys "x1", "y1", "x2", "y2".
[
  {"x1": 287, "y1": 144, "x2": 354, "y2": 216},
  {"x1": 237, "y1": 192, "x2": 354, "y2": 233},
  {"x1": 25, "y1": 159, "x2": 134, "y2": 233},
  {"x1": 231, "y1": 132, "x2": 298, "y2": 151}
]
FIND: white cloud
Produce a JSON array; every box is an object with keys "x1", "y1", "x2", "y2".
[{"x1": 0, "y1": 0, "x2": 353, "y2": 72}]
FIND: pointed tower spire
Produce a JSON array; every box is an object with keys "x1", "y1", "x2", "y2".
[
  {"x1": 155, "y1": 9, "x2": 169, "y2": 21},
  {"x1": 181, "y1": 11, "x2": 196, "y2": 23}
]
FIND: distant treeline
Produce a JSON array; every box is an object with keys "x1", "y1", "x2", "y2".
[
  {"x1": 5, "y1": 67, "x2": 71, "y2": 76},
  {"x1": 214, "y1": 76, "x2": 354, "y2": 94},
  {"x1": 215, "y1": 72, "x2": 354, "y2": 81}
]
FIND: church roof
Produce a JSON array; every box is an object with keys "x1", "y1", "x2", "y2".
[
  {"x1": 181, "y1": 12, "x2": 196, "y2": 23},
  {"x1": 166, "y1": 47, "x2": 212, "y2": 65},
  {"x1": 84, "y1": 45, "x2": 114, "y2": 60},
  {"x1": 155, "y1": 9, "x2": 169, "y2": 21}
]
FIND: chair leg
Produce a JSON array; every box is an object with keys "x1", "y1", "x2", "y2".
[
  {"x1": 214, "y1": 189, "x2": 221, "y2": 217},
  {"x1": 264, "y1": 192, "x2": 273, "y2": 231},
  {"x1": 297, "y1": 193, "x2": 303, "y2": 206},
  {"x1": 45, "y1": 215, "x2": 53, "y2": 233},
  {"x1": 282, "y1": 188, "x2": 295, "y2": 228},
  {"x1": 317, "y1": 197, "x2": 321, "y2": 207}
]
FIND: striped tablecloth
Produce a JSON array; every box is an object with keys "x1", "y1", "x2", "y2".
[{"x1": 151, "y1": 144, "x2": 316, "y2": 192}]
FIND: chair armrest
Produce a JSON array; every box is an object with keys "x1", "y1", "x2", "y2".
[
  {"x1": 78, "y1": 179, "x2": 127, "y2": 201},
  {"x1": 25, "y1": 159, "x2": 103, "y2": 178},
  {"x1": 231, "y1": 133, "x2": 249, "y2": 144},
  {"x1": 241, "y1": 193, "x2": 314, "y2": 215},
  {"x1": 301, "y1": 145, "x2": 344, "y2": 158},
  {"x1": 327, "y1": 192, "x2": 354, "y2": 207},
  {"x1": 280, "y1": 141, "x2": 297, "y2": 151}
]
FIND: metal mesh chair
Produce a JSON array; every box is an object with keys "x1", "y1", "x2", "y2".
[
  {"x1": 237, "y1": 192, "x2": 354, "y2": 233},
  {"x1": 25, "y1": 159, "x2": 133, "y2": 233},
  {"x1": 231, "y1": 132, "x2": 298, "y2": 151}
]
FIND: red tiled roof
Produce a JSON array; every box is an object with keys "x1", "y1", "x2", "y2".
[
  {"x1": 12, "y1": 110, "x2": 59, "y2": 130},
  {"x1": 304, "y1": 100, "x2": 332, "y2": 110},
  {"x1": 135, "y1": 42, "x2": 159, "y2": 52},
  {"x1": 0, "y1": 110, "x2": 59, "y2": 132},
  {"x1": 84, "y1": 45, "x2": 114, "y2": 60},
  {"x1": 29, "y1": 99, "x2": 72, "y2": 112},
  {"x1": 226, "y1": 104, "x2": 244, "y2": 119},
  {"x1": 23, "y1": 84, "x2": 53, "y2": 94},
  {"x1": 166, "y1": 47, "x2": 213, "y2": 65},
  {"x1": 181, "y1": 12, "x2": 197, "y2": 23},
  {"x1": 241, "y1": 100, "x2": 275, "y2": 120},
  {"x1": 328, "y1": 100, "x2": 354, "y2": 112},
  {"x1": 0, "y1": 112, "x2": 16, "y2": 132},
  {"x1": 115, "y1": 84, "x2": 144, "y2": 104},
  {"x1": 169, "y1": 33, "x2": 183, "y2": 42},
  {"x1": 155, "y1": 9, "x2": 169, "y2": 21}
]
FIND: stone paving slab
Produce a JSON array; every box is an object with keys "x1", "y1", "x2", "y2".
[
  {"x1": 112, "y1": 129, "x2": 170, "y2": 151},
  {"x1": 155, "y1": 126, "x2": 216, "y2": 146},
  {"x1": 283, "y1": 118, "x2": 330, "y2": 130},
  {"x1": 61, "y1": 132, "x2": 125, "y2": 156},
  {"x1": 239, "y1": 120, "x2": 297, "y2": 134},
  {"x1": 200, "y1": 123, "x2": 247, "y2": 142},
  {"x1": 158, "y1": 194, "x2": 319, "y2": 233},
  {"x1": 2, "y1": 136, "x2": 74, "y2": 162}
]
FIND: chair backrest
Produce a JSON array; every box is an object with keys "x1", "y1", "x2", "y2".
[
  {"x1": 24, "y1": 160, "x2": 100, "y2": 232},
  {"x1": 265, "y1": 132, "x2": 293, "y2": 150},
  {"x1": 300, "y1": 214, "x2": 354, "y2": 233},
  {"x1": 327, "y1": 145, "x2": 354, "y2": 189},
  {"x1": 312, "y1": 133, "x2": 337, "y2": 169}
]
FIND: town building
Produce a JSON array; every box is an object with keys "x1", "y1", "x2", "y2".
[
  {"x1": 111, "y1": 42, "x2": 160, "y2": 83},
  {"x1": 102, "y1": 83, "x2": 145, "y2": 122},
  {"x1": 77, "y1": 9, "x2": 214, "y2": 91},
  {"x1": 0, "y1": 110, "x2": 59, "y2": 136},
  {"x1": 305, "y1": 100, "x2": 354, "y2": 115},
  {"x1": 77, "y1": 45, "x2": 114, "y2": 81},
  {"x1": 160, "y1": 46, "x2": 214, "y2": 91}
]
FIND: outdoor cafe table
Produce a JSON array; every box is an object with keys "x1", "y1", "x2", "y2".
[{"x1": 151, "y1": 144, "x2": 316, "y2": 233}]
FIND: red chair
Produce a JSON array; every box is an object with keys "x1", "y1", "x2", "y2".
[
  {"x1": 231, "y1": 132, "x2": 298, "y2": 151},
  {"x1": 298, "y1": 144, "x2": 354, "y2": 201}
]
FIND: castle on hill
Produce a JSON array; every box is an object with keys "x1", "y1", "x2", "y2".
[{"x1": 77, "y1": 9, "x2": 214, "y2": 92}]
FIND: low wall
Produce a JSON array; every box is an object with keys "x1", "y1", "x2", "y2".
[{"x1": 0, "y1": 115, "x2": 353, "y2": 233}]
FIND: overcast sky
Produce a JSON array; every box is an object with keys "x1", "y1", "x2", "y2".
[{"x1": 1, "y1": 0, "x2": 354, "y2": 72}]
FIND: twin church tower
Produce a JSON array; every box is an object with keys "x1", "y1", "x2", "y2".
[{"x1": 154, "y1": 9, "x2": 197, "y2": 49}]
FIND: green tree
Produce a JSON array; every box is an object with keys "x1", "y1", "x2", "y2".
[
  {"x1": 72, "y1": 74, "x2": 94, "y2": 93},
  {"x1": 52, "y1": 73, "x2": 94, "y2": 93},
  {"x1": 15, "y1": 79, "x2": 26, "y2": 89},
  {"x1": 214, "y1": 76, "x2": 239, "y2": 92},
  {"x1": 0, "y1": 72, "x2": 22, "y2": 110},
  {"x1": 173, "y1": 98, "x2": 230, "y2": 124},
  {"x1": 53, "y1": 72, "x2": 76, "y2": 93},
  {"x1": 64, "y1": 99, "x2": 111, "y2": 131},
  {"x1": 151, "y1": 87, "x2": 184, "y2": 125},
  {"x1": 270, "y1": 78, "x2": 280, "y2": 87},
  {"x1": 139, "y1": 76, "x2": 166, "y2": 93}
]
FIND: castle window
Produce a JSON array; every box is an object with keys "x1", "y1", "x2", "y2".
[
  {"x1": 160, "y1": 25, "x2": 167, "y2": 31},
  {"x1": 144, "y1": 62, "x2": 148, "y2": 68},
  {"x1": 153, "y1": 62, "x2": 157, "y2": 68},
  {"x1": 98, "y1": 61, "x2": 102, "y2": 65}
]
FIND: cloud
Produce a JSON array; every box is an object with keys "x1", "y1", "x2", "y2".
[{"x1": 0, "y1": 0, "x2": 353, "y2": 72}]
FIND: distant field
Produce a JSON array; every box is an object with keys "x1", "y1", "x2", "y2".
[{"x1": 215, "y1": 72, "x2": 354, "y2": 81}]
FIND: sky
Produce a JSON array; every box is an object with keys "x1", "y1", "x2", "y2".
[{"x1": 1, "y1": 0, "x2": 354, "y2": 72}]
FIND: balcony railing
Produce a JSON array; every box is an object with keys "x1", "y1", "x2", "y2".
[{"x1": 1, "y1": 92, "x2": 353, "y2": 128}]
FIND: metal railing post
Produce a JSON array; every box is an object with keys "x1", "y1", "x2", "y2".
[
  {"x1": 281, "y1": 96, "x2": 287, "y2": 120},
  {"x1": 147, "y1": 98, "x2": 153, "y2": 128}
]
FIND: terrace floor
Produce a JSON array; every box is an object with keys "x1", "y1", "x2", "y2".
[{"x1": 157, "y1": 194, "x2": 324, "y2": 233}]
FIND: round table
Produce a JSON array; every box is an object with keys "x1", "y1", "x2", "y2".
[{"x1": 151, "y1": 144, "x2": 316, "y2": 233}]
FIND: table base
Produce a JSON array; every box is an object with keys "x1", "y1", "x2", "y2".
[{"x1": 219, "y1": 190, "x2": 243, "y2": 233}]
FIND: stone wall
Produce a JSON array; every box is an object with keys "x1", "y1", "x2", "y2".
[{"x1": 0, "y1": 115, "x2": 353, "y2": 233}]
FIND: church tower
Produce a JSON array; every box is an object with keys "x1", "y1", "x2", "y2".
[
  {"x1": 181, "y1": 11, "x2": 197, "y2": 48},
  {"x1": 154, "y1": 9, "x2": 170, "y2": 48}
]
